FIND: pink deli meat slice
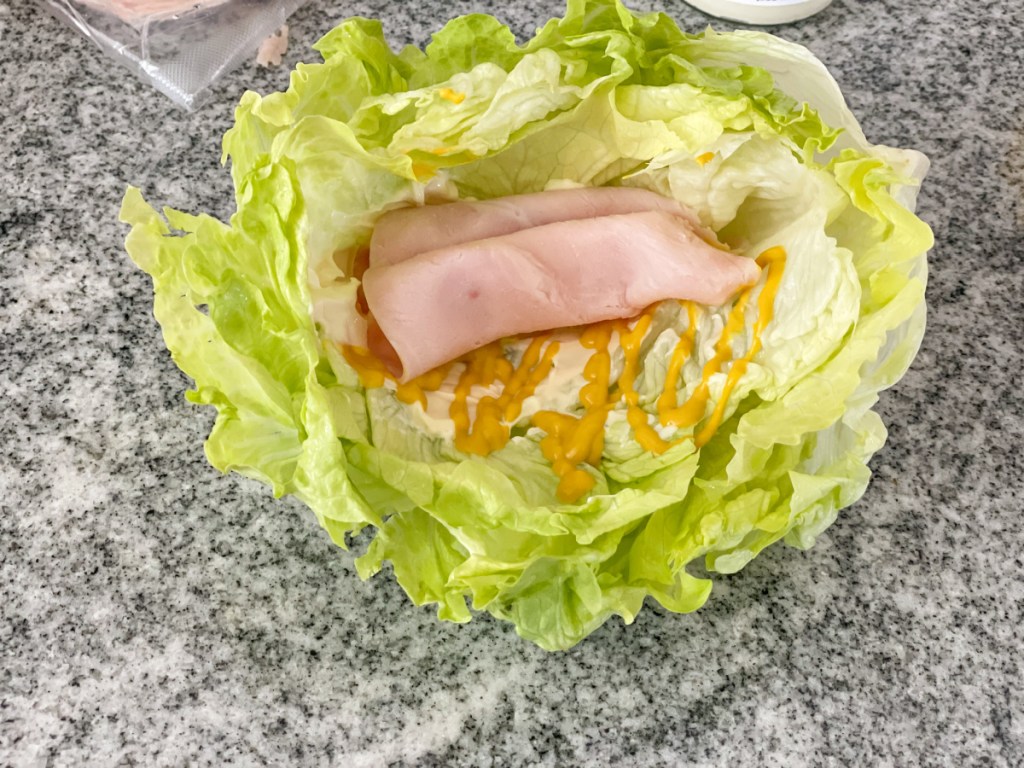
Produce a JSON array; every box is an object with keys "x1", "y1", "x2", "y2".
[
  {"x1": 368, "y1": 187, "x2": 706, "y2": 267},
  {"x1": 361, "y1": 210, "x2": 760, "y2": 381}
]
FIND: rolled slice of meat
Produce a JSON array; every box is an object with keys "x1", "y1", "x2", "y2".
[
  {"x1": 361, "y1": 210, "x2": 760, "y2": 381},
  {"x1": 368, "y1": 187, "x2": 706, "y2": 267}
]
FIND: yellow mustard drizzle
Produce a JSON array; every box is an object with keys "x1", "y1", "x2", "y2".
[
  {"x1": 341, "y1": 345, "x2": 389, "y2": 389},
  {"x1": 656, "y1": 301, "x2": 700, "y2": 421},
  {"x1": 696, "y1": 151, "x2": 716, "y2": 166},
  {"x1": 498, "y1": 337, "x2": 561, "y2": 423},
  {"x1": 613, "y1": 311, "x2": 673, "y2": 454},
  {"x1": 693, "y1": 245, "x2": 786, "y2": 446},
  {"x1": 340, "y1": 245, "x2": 786, "y2": 502},
  {"x1": 346, "y1": 335, "x2": 561, "y2": 456},
  {"x1": 531, "y1": 307, "x2": 665, "y2": 502},
  {"x1": 659, "y1": 290, "x2": 752, "y2": 431},
  {"x1": 450, "y1": 335, "x2": 559, "y2": 455},
  {"x1": 396, "y1": 366, "x2": 450, "y2": 410},
  {"x1": 342, "y1": 344, "x2": 454, "y2": 409},
  {"x1": 410, "y1": 161, "x2": 437, "y2": 181},
  {"x1": 533, "y1": 320, "x2": 615, "y2": 502},
  {"x1": 531, "y1": 323, "x2": 611, "y2": 499},
  {"x1": 439, "y1": 87, "x2": 466, "y2": 104},
  {"x1": 656, "y1": 245, "x2": 787, "y2": 447}
]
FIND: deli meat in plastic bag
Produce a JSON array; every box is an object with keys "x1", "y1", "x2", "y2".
[{"x1": 37, "y1": 0, "x2": 307, "y2": 109}]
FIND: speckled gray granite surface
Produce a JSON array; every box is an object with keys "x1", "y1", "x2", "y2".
[{"x1": 3, "y1": 0, "x2": 1023, "y2": 765}]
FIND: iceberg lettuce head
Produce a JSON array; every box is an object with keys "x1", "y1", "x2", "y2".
[{"x1": 122, "y1": 0, "x2": 933, "y2": 650}]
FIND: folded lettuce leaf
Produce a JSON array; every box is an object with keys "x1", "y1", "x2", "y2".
[{"x1": 122, "y1": 0, "x2": 932, "y2": 650}]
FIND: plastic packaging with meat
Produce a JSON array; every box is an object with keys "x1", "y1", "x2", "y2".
[{"x1": 36, "y1": 0, "x2": 307, "y2": 109}]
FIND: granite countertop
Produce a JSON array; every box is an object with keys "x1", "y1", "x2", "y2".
[{"x1": 3, "y1": 0, "x2": 1022, "y2": 764}]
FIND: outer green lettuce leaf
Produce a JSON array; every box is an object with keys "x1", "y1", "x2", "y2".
[{"x1": 124, "y1": 0, "x2": 932, "y2": 651}]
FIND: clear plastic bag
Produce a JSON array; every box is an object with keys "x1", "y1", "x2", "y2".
[{"x1": 37, "y1": 0, "x2": 307, "y2": 110}]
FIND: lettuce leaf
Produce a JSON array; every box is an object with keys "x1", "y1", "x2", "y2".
[{"x1": 122, "y1": 0, "x2": 932, "y2": 650}]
